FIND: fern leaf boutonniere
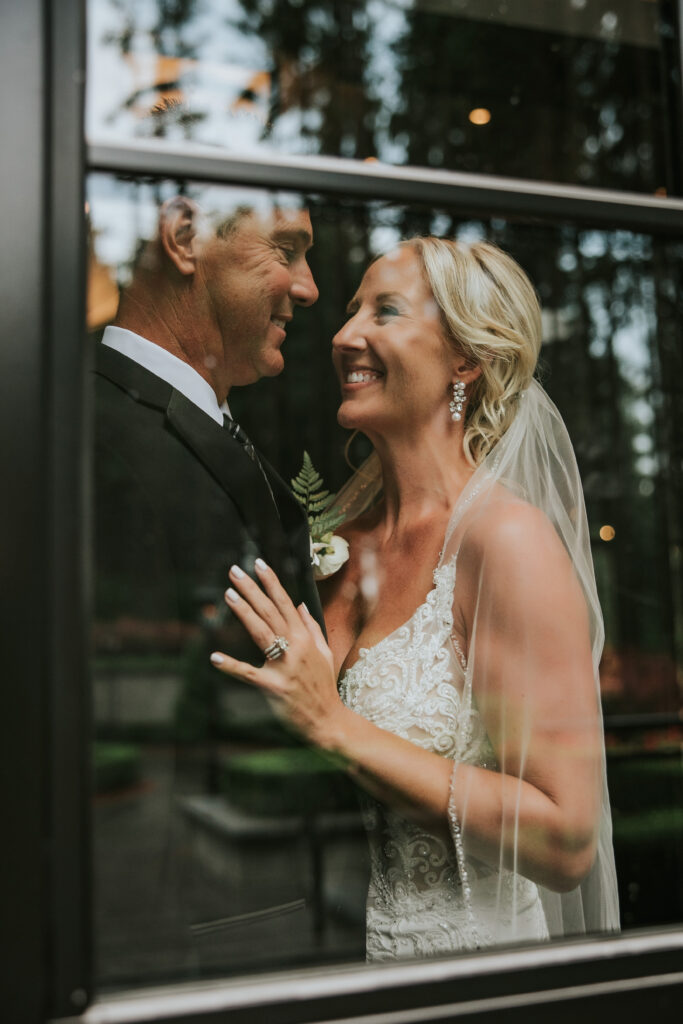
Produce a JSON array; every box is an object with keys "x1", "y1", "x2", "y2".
[{"x1": 291, "y1": 452, "x2": 349, "y2": 580}]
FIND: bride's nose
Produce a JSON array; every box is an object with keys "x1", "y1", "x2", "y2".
[{"x1": 332, "y1": 313, "x2": 367, "y2": 352}]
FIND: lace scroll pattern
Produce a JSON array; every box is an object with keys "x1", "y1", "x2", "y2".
[{"x1": 339, "y1": 557, "x2": 549, "y2": 960}]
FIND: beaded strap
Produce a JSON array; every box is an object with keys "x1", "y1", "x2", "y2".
[
  {"x1": 447, "y1": 761, "x2": 481, "y2": 947},
  {"x1": 450, "y1": 632, "x2": 467, "y2": 671}
]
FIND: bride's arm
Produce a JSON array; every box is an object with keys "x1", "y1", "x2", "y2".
[
  {"x1": 209, "y1": 511, "x2": 602, "y2": 894},
  {"x1": 320, "y1": 504, "x2": 601, "y2": 892},
  {"x1": 452, "y1": 501, "x2": 603, "y2": 890}
]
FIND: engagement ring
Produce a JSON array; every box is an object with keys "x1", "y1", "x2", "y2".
[{"x1": 263, "y1": 636, "x2": 289, "y2": 660}]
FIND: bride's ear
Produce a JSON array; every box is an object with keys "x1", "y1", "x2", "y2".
[{"x1": 452, "y1": 356, "x2": 483, "y2": 385}]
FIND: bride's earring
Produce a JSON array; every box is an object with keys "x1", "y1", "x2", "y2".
[{"x1": 449, "y1": 379, "x2": 466, "y2": 422}]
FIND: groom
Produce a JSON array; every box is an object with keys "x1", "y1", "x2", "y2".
[
  {"x1": 94, "y1": 196, "x2": 323, "y2": 664},
  {"x1": 93, "y1": 196, "x2": 359, "y2": 968}
]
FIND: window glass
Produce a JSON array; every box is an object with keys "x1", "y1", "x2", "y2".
[
  {"x1": 88, "y1": 174, "x2": 683, "y2": 993},
  {"x1": 87, "y1": 0, "x2": 680, "y2": 194}
]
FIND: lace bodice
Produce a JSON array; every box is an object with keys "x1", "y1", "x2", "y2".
[
  {"x1": 338, "y1": 556, "x2": 548, "y2": 960},
  {"x1": 339, "y1": 558, "x2": 487, "y2": 762}
]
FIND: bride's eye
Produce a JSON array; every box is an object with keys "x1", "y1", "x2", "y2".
[{"x1": 377, "y1": 304, "x2": 399, "y2": 321}]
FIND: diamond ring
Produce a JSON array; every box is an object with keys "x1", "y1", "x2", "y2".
[{"x1": 263, "y1": 635, "x2": 289, "y2": 661}]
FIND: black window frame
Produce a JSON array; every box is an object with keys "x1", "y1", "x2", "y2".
[{"x1": 3, "y1": 1, "x2": 683, "y2": 1021}]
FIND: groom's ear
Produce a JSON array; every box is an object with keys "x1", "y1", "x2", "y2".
[{"x1": 158, "y1": 196, "x2": 200, "y2": 277}]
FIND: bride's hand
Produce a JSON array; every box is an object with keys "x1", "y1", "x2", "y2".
[{"x1": 209, "y1": 558, "x2": 344, "y2": 748}]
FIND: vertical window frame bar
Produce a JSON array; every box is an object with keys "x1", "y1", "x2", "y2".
[
  {"x1": 47, "y1": 0, "x2": 91, "y2": 1016},
  {"x1": 0, "y1": 0, "x2": 50, "y2": 1015}
]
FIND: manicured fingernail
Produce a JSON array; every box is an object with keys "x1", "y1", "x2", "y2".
[
  {"x1": 230, "y1": 564, "x2": 245, "y2": 579},
  {"x1": 255, "y1": 558, "x2": 268, "y2": 572},
  {"x1": 301, "y1": 602, "x2": 310, "y2": 615},
  {"x1": 225, "y1": 588, "x2": 240, "y2": 603},
  {"x1": 210, "y1": 653, "x2": 224, "y2": 665}
]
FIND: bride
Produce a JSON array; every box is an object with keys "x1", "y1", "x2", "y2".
[{"x1": 209, "y1": 237, "x2": 620, "y2": 959}]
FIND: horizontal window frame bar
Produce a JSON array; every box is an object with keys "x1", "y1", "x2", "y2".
[
  {"x1": 55, "y1": 929, "x2": 683, "y2": 1024},
  {"x1": 318, "y1": 973, "x2": 683, "y2": 1024},
  {"x1": 87, "y1": 139, "x2": 683, "y2": 233},
  {"x1": 603, "y1": 711, "x2": 683, "y2": 731}
]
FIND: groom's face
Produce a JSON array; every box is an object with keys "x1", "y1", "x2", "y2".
[{"x1": 201, "y1": 207, "x2": 319, "y2": 386}]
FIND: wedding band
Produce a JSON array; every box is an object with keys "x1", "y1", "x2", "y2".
[{"x1": 263, "y1": 635, "x2": 289, "y2": 661}]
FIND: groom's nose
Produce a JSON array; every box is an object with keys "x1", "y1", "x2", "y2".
[{"x1": 290, "y1": 259, "x2": 319, "y2": 307}]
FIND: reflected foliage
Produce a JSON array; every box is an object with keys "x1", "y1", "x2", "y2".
[
  {"x1": 235, "y1": 0, "x2": 379, "y2": 157},
  {"x1": 387, "y1": 12, "x2": 674, "y2": 190},
  {"x1": 90, "y1": 0, "x2": 681, "y2": 192}
]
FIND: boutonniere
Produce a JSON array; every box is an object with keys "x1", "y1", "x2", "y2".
[{"x1": 291, "y1": 452, "x2": 349, "y2": 580}]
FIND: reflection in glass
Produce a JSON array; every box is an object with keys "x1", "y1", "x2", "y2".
[
  {"x1": 87, "y1": 0, "x2": 680, "y2": 193},
  {"x1": 89, "y1": 175, "x2": 683, "y2": 992}
]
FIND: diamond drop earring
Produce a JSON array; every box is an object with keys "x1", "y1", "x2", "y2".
[{"x1": 449, "y1": 379, "x2": 466, "y2": 422}]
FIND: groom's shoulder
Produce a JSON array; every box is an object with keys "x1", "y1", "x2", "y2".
[
  {"x1": 94, "y1": 362, "x2": 167, "y2": 448},
  {"x1": 93, "y1": 361, "x2": 183, "y2": 494},
  {"x1": 94, "y1": 343, "x2": 171, "y2": 411}
]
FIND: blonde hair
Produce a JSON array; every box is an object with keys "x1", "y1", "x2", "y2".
[{"x1": 404, "y1": 238, "x2": 542, "y2": 466}]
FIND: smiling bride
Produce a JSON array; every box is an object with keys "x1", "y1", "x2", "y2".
[{"x1": 210, "y1": 237, "x2": 620, "y2": 960}]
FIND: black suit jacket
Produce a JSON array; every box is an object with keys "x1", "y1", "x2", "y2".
[
  {"x1": 94, "y1": 343, "x2": 324, "y2": 652},
  {"x1": 93, "y1": 344, "x2": 365, "y2": 973}
]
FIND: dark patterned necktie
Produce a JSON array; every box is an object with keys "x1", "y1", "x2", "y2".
[
  {"x1": 223, "y1": 414, "x2": 278, "y2": 514},
  {"x1": 223, "y1": 414, "x2": 257, "y2": 461}
]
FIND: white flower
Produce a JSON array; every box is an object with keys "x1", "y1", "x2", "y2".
[{"x1": 311, "y1": 533, "x2": 349, "y2": 580}]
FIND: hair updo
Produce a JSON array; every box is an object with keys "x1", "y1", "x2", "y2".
[{"x1": 404, "y1": 237, "x2": 542, "y2": 466}]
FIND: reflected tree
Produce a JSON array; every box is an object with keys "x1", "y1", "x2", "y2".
[
  {"x1": 94, "y1": 0, "x2": 679, "y2": 192},
  {"x1": 233, "y1": 0, "x2": 379, "y2": 157},
  {"x1": 101, "y1": 0, "x2": 207, "y2": 138},
  {"x1": 386, "y1": 8, "x2": 672, "y2": 191}
]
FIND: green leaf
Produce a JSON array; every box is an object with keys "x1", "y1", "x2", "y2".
[{"x1": 291, "y1": 451, "x2": 346, "y2": 540}]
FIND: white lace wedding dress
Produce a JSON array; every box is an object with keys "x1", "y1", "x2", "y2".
[{"x1": 338, "y1": 556, "x2": 550, "y2": 961}]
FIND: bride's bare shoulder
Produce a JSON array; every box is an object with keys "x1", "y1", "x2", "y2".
[
  {"x1": 455, "y1": 495, "x2": 581, "y2": 634},
  {"x1": 459, "y1": 492, "x2": 560, "y2": 567}
]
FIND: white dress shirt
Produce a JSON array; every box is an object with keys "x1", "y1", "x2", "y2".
[{"x1": 102, "y1": 325, "x2": 230, "y2": 424}]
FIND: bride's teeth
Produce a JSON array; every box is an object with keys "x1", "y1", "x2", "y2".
[{"x1": 347, "y1": 371, "x2": 380, "y2": 383}]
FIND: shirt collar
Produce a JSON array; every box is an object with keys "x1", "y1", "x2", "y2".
[{"x1": 102, "y1": 325, "x2": 231, "y2": 424}]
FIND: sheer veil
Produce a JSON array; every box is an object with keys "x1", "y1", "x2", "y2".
[{"x1": 333, "y1": 379, "x2": 620, "y2": 942}]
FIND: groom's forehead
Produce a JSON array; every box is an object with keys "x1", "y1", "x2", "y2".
[{"x1": 214, "y1": 205, "x2": 313, "y2": 243}]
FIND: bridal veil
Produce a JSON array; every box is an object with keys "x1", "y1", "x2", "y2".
[{"x1": 334, "y1": 378, "x2": 620, "y2": 944}]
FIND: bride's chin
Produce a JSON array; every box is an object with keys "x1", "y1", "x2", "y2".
[
  {"x1": 338, "y1": 401, "x2": 390, "y2": 434},
  {"x1": 337, "y1": 403, "x2": 361, "y2": 430}
]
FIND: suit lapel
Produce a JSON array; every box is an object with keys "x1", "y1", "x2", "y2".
[{"x1": 166, "y1": 391, "x2": 286, "y2": 569}]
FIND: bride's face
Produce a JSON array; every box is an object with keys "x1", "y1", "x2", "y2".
[{"x1": 332, "y1": 246, "x2": 455, "y2": 436}]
